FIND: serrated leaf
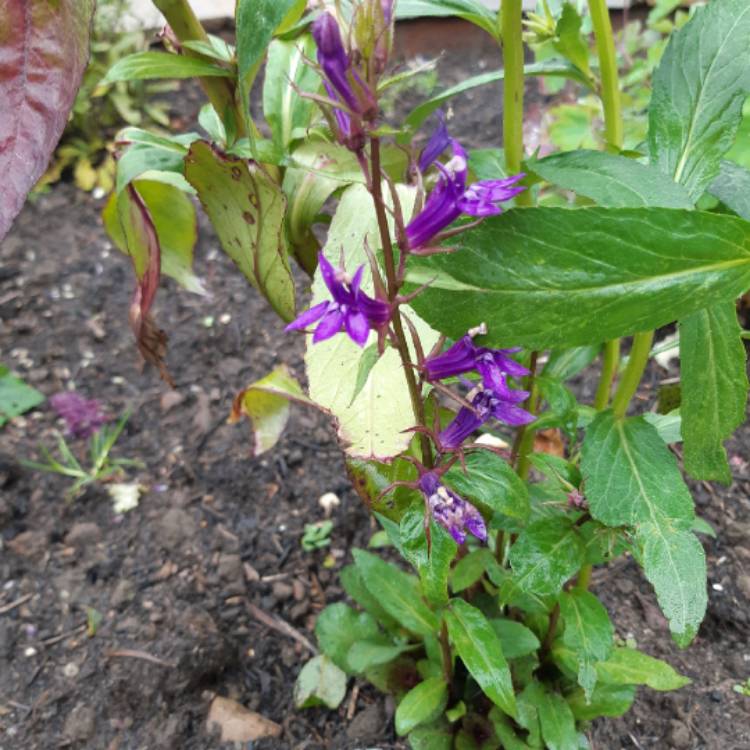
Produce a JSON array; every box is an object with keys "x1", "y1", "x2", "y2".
[
  {"x1": 709, "y1": 160, "x2": 750, "y2": 220},
  {"x1": 444, "y1": 451, "x2": 530, "y2": 521},
  {"x1": 102, "y1": 52, "x2": 232, "y2": 85},
  {"x1": 406, "y1": 208, "x2": 750, "y2": 350},
  {"x1": 314, "y1": 602, "x2": 380, "y2": 673},
  {"x1": 553, "y1": 3, "x2": 592, "y2": 79},
  {"x1": 228, "y1": 365, "x2": 312, "y2": 455},
  {"x1": 395, "y1": 677, "x2": 448, "y2": 736},
  {"x1": 507, "y1": 519, "x2": 585, "y2": 599},
  {"x1": 294, "y1": 655, "x2": 347, "y2": 709},
  {"x1": 559, "y1": 590, "x2": 614, "y2": 700},
  {"x1": 445, "y1": 599, "x2": 516, "y2": 718},
  {"x1": 184, "y1": 140, "x2": 295, "y2": 320},
  {"x1": 353, "y1": 549, "x2": 439, "y2": 637},
  {"x1": 648, "y1": 0, "x2": 750, "y2": 201},
  {"x1": 679, "y1": 303, "x2": 748, "y2": 483},
  {"x1": 531, "y1": 150, "x2": 693, "y2": 208},
  {"x1": 596, "y1": 647, "x2": 691, "y2": 691},
  {"x1": 1, "y1": 0, "x2": 95, "y2": 241}
]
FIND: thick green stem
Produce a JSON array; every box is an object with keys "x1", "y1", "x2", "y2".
[
  {"x1": 587, "y1": 0, "x2": 623, "y2": 149},
  {"x1": 501, "y1": 0, "x2": 531, "y2": 206},
  {"x1": 575, "y1": 563, "x2": 593, "y2": 592},
  {"x1": 370, "y1": 139, "x2": 433, "y2": 467},
  {"x1": 151, "y1": 0, "x2": 247, "y2": 138},
  {"x1": 611, "y1": 331, "x2": 654, "y2": 419},
  {"x1": 594, "y1": 339, "x2": 620, "y2": 410},
  {"x1": 512, "y1": 351, "x2": 540, "y2": 481}
]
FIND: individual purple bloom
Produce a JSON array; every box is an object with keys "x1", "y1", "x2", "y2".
[
  {"x1": 405, "y1": 134, "x2": 525, "y2": 250},
  {"x1": 423, "y1": 334, "x2": 530, "y2": 393},
  {"x1": 439, "y1": 385, "x2": 534, "y2": 451},
  {"x1": 50, "y1": 392, "x2": 107, "y2": 440},
  {"x1": 418, "y1": 471, "x2": 487, "y2": 545},
  {"x1": 312, "y1": 12, "x2": 359, "y2": 112},
  {"x1": 381, "y1": 0, "x2": 393, "y2": 24},
  {"x1": 285, "y1": 253, "x2": 389, "y2": 347},
  {"x1": 418, "y1": 112, "x2": 451, "y2": 173}
]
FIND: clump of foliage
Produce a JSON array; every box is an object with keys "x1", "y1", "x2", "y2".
[{"x1": 2, "y1": 0, "x2": 750, "y2": 747}]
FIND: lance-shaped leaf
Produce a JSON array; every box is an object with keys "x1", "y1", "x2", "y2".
[
  {"x1": 581, "y1": 413, "x2": 707, "y2": 645},
  {"x1": 114, "y1": 185, "x2": 172, "y2": 385},
  {"x1": 229, "y1": 365, "x2": 314, "y2": 455},
  {"x1": 530, "y1": 150, "x2": 693, "y2": 208},
  {"x1": 406, "y1": 208, "x2": 750, "y2": 350},
  {"x1": 0, "y1": 0, "x2": 95, "y2": 241},
  {"x1": 648, "y1": 0, "x2": 750, "y2": 201},
  {"x1": 395, "y1": 0, "x2": 498, "y2": 38},
  {"x1": 185, "y1": 140, "x2": 295, "y2": 321},
  {"x1": 101, "y1": 51, "x2": 233, "y2": 85},
  {"x1": 395, "y1": 677, "x2": 449, "y2": 736},
  {"x1": 679, "y1": 303, "x2": 748, "y2": 483}
]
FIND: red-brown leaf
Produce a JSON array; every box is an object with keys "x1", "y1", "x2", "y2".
[{"x1": 0, "y1": 0, "x2": 95, "y2": 240}]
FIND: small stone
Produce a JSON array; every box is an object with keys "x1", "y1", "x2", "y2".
[
  {"x1": 158, "y1": 509, "x2": 197, "y2": 550},
  {"x1": 737, "y1": 575, "x2": 750, "y2": 600},
  {"x1": 111, "y1": 579, "x2": 136, "y2": 609},
  {"x1": 318, "y1": 492, "x2": 340, "y2": 514},
  {"x1": 347, "y1": 702, "x2": 385, "y2": 742},
  {"x1": 271, "y1": 582, "x2": 294, "y2": 600},
  {"x1": 726, "y1": 521, "x2": 750, "y2": 545},
  {"x1": 217, "y1": 554, "x2": 243, "y2": 582},
  {"x1": 669, "y1": 719, "x2": 690, "y2": 749},
  {"x1": 63, "y1": 662, "x2": 80, "y2": 678},
  {"x1": 63, "y1": 703, "x2": 96, "y2": 742},
  {"x1": 64, "y1": 522, "x2": 102, "y2": 548}
]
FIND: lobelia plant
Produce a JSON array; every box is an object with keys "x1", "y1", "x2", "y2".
[{"x1": 3, "y1": 0, "x2": 750, "y2": 746}]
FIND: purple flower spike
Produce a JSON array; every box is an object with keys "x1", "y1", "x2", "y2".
[
  {"x1": 418, "y1": 112, "x2": 451, "y2": 174},
  {"x1": 285, "y1": 252, "x2": 390, "y2": 347},
  {"x1": 50, "y1": 392, "x2": 107, "y2": 440},
  {"x1": 405, "y1": 131, "x2": 525, "y2": 250},
  {"x1": 312, "y1": 13, "x2": 359, "y2": 112},
  {"x1": 418, "y1": 471, "x2": 487, "y2": 545}
]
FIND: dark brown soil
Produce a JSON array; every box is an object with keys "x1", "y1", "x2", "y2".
[{"x1": 2, "y1": 17, "x2": 750, "y2": 750}]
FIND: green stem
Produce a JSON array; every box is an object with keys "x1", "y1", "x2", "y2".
[
  {"x1": 512, "y1": 351, "x2": 540, "y2": 481},
  {"x1": 593, "y1": 339, "x2": 620, "y2": 410},
  {"x1": 575, "y1": 563, "x2": 593, "y2": 592},
  {"x1": 151, "y1": 0, "x2": 247, "y2": 139},
  {"x1": 370, "y1": 139, "x2": 433, "y2": 467},
  {"x1": 501, "y1": 0, "x2": 531, "y2": 206},
  {"x1": 611, "y1": 331, "x2": 654, "y2": 419},
  {"x1": 587, "y1": 0, "x2": 623, "y2": 149}
]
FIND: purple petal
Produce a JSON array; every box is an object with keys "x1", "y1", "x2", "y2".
[
  {"x1": 418, "y1": 112, "x2": 451, "y2": 173},
  {"x1": 423, "y1": 336, "x2": 478, "y2": 381},
  {"x1": 313, "y1": 308, "x2": 345, "y2": 343},
  {"x1": 438, "y1": 405, "x2": 486, "y2": 450},
  {"x1": 350, "y1": 264, "x2": 365, "y2": 294},
  {"x1": 285, "y1": 301, "x2": 330, "y2": 332},
  {"x1": 357, "y1": 292, "x2": 390, "y2": 326},
  {"x1": 491, "y1": 400, "x2": 536, "y2": 426},
  {"x1": 318, "y1": 252, "x2": 338, "y2": 296},
  {"x1": 464, "y1": 510, "x2": 488, "y2": 543},
  {"x1": 345, "y1": 310, "x2": 370, "y2": 346},
  {"x1": 492, "y1": 350, "x2": 530, "y2": 378}
]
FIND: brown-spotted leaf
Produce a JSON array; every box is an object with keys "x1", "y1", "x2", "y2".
[
  {"x1": 117, "y1": 185, "x2": 173, "y2": 386},
  {"x1": 184, "y1": 141, "x2": 295, "y2": 321},
  {"x1": 0, "y1": 0, "x2": 95, "y2": 240}
]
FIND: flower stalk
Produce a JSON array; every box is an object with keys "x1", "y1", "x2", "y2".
[{"x1": 611, "y1": 330, "x2": 654, "y2": 419}]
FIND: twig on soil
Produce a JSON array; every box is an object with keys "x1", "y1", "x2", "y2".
[
  {"x1": 246, "y1": 601, "x2": 318, "y2": 654},
  {"x1": 104, "y1": 649, "x2": 177, "y2": 668},
  {"x1": 346, "y1": 683, "x2": 359, "y2": 720},
  {"x1": 0, "y1": 592, "x2": 33, "y2": 614},
  {"x1": 40, "y1": 624, "x2": 86, "y2": 647}
]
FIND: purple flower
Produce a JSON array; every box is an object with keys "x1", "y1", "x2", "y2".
[
  {"x1": 418, "y1": 471, "x2": 487, "y2": 545},
  {"x1": 418, "y1": 112, "x2": 451, "y2": 173},
  {"x1": 405, "y1": 135, "x2": 525, "y2": 250},
  {"x1": 424, "y1": 334, "x2": 530, "y2": 393},
  {"x1": 439, "y1": 384, "x2": 534, "y2": 451},
  {"x1": 50, "y1": 392, "x2": 107, "y2": 440},
  {"x1": 285, "y1": 252, "x2": 389, "y2": 347}
]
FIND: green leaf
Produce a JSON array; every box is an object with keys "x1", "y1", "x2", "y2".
[
  {"x1": 406, "y1": 208, "x2": 750, "y2": 349},
  {"x1": 559, "y1": 590, "x2": 614, "y2": 700},
  {"x1": 543, "y1": 345, "x2": 600, "y2": 382},
  {"x1": 340, "y1": 564, "x2": 400, "y2": 631},
  {"x1": 507, "y1": 519, "x2": 585, "y2": 599},
  {"x1": 264, "y1": 35, "x2": 320, "y2": 150},
  {"x1": 648, "y1": 0, "x2": 750, "y2": 201},
  {"x1": 395, "y1": 0, "x2": 498, "y2": 38},
  {"x1": 553, "y1": 3, "x2": 592, "y2": 80},
  {"x1": 643, "y1": 411, "x2": 683, "y2": 445},
  {"x1": 490, "y1": 707, "x2": 534, "y2": 750},
  {"x1": 567, "y1": 683, "x2": 636, "y2": 721},
  {"x1": 314, "y1": 602, "x2": 380, "y2": 673},
  {"x1": 102, "y1": 51, "x2": 232, "y2": 85},
  {"x1": 596, "y1": 647, "x2": 691, "y2": 691},
  {"x1": 408, "y1": 721, "x2": 454, "y2": 750},
  {"x1": 103, "y1": 180, "x2": 203, "y2": 294},
  {"x1": 445, "y1": 599, "x2": 516, "y2": 718},
  {"x1": 679, "y1": 303, "x2": 748, "y2": 483},
  {"x1": 402, "y1": 62, "x2": 591, "y2": 135},
  {"x1": 522, "y1": 682, "x2": 578, "y2": 750},
  {"x1": 581, "y1": 412, "x2": 694, "y2": 529},
  {"x1": 531, "y1": 150, "x2": 693, "y2": 208},
  {"x1": 709, "y1": 160, "x2": 750, "y2": 220},
  {"x1": 348, "y1": 342, "x2": 381, "y2": 407},
  {"x1": 293, "y1": 654, "x2": 347, "y2": 709},
  {"x1": 184, "y1": 140, "x2": 295, "y2": 321},
  {"x1": 444, "y1": 451, "x2": 530, "y2": 521},
  {"x1": 490, "y1": 619, "x2": 541, "y2": 660},
  {"x1": 181, "y1": 35, "x2": 235, "y2": 63},
  {"x1": 0, "y1": 367, "x2": 45, "y2": 426},
  {"x1": 636, "y1": 523, "x2": 707, "y2": 647},
  {"x1": 401, "y1": 508, "x2": 458, "y2": 608},
  {"x1": 353, "y1": 549, "x2": 439, "y2": 637},
  {"x1": 395, "y1": 677, "x2": 448, "y2": 736},
  {"x1": 228, "y1": 365, "x2": 312, "y2": 456},
  {"x1": 347, "y1": 641, "x2": 412, "y2": 673},
  {"x1": 451, "y1": 549, "x2": 497, "y2": 593}
]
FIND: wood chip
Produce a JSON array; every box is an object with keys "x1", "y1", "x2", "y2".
[{"x1": 206, "y1": 696, "x2": 281, "y2": 742}]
